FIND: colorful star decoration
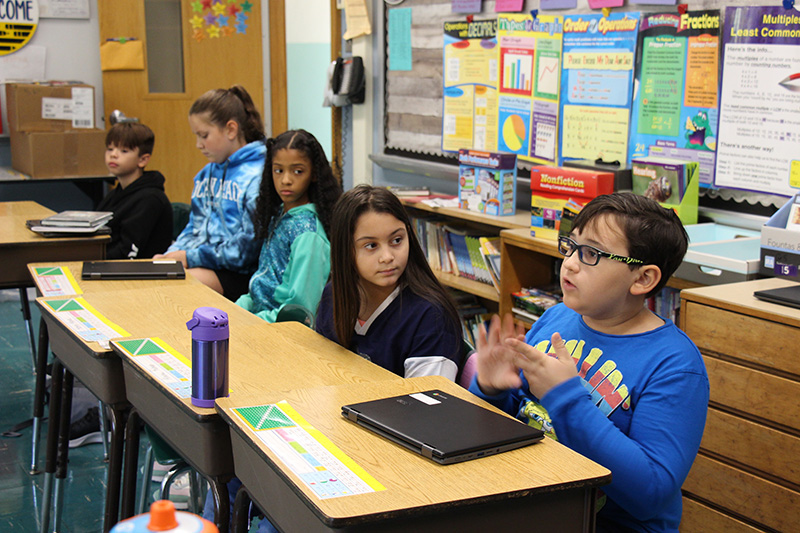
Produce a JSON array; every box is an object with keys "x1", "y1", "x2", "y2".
[{"x1": 190, "y1": 0, "x2": 252, "y2": 43}]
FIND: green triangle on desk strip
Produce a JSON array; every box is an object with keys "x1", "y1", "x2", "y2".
[{"x1": 117, "y1": 338, "x2": 164, "y2": 356}]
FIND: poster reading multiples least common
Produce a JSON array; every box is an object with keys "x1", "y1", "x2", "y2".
[{"x1": 715, "y1": 6, "x2": 800, "y2": 197}]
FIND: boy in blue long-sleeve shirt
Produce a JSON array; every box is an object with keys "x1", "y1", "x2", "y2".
[{"x1": 470, "y1": 193, "x2": 709, "y2": 533}]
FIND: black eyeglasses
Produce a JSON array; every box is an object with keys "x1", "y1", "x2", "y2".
[{"x1": 557, "y1": 236, "x2": 644, "y2": 267}]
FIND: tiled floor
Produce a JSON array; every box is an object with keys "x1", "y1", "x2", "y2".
[{"x1": 0, "y1": 289, "x2": 156, "y2": 532}]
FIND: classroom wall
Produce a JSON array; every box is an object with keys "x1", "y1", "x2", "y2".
[{"x1": 286, "y1": 0, "x2": 333, "y2": 158}]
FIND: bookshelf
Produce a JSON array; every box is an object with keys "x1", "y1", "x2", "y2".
[{"x1": 402, "y1": 198, "x2": 704, "y2": 329}]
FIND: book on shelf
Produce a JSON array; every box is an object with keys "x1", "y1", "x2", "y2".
[
  {"x1": 630, "y1": 157, "x2": 698, "y2": 208},
  {"x1": 478, "y1": 236, "x2": 501, "y2": 291},
  {"x1": 511, "y1": 307, "x2": 540, "y2": 325},
  {"x1": 40, "y1": 210, "x2": 113, "y2": 227},
  {"x1": 787, "y1": 197, "x2": 800, "y2": 231},
  {"x1": 387, "y1": 185, "x2": 430, "y2": 197}
]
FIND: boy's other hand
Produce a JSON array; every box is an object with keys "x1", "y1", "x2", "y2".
[
  {"x1": 153, "y1": 250, "x2": 188, "y2": 268},
  {"x1": 475, "y1": 314, "x2": 525, "y2": 395},
  {"x1": 507, "y1": 332, "x2": 577, "y2": 399}
]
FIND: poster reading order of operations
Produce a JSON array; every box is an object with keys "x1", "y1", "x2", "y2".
[
  {"x1": 629, "y1": 11, "x2": 721, "y2": 184},
  {"x1": 715, "y1": 6, "x2": 800, "y2": 197},
  {"x1": 442, "y1": 19, "x2": 498, "y2": 153},
  {"x1": 560, "y1": 12, "x2": 639, "y2": 165},
  {"x1": 496, "y1": 14, "x2": 564, "y2": 164}
]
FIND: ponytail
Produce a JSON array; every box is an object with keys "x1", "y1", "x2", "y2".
[{"x1": 189, "y1": 85, "x2": 265, "y2": 144}]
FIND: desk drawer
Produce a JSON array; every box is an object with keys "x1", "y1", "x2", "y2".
[
  {"x1": 683, "y1": 303, "x2": 800, "y2": 377},
  {"x1": 700, "y1": 408, "x2": 800, "y2": 486},
  {"x1": 680, "y1": 497, "x2": 766, "y2": 533},
  {"x1": 682, "y1": 454, "x2": 800, "y2": 533},
  {"x1": 704, "y1": 357, "x2": 800, "y2": 433}
]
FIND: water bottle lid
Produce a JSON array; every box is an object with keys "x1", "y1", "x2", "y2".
[
  {"x1": 186, "y1": 307, "x2": 229, "y2": 341},
  {"x1": 148, "y1": 500, "x2": 179, "y2": 530}
]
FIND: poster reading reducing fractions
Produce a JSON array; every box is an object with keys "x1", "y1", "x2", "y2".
[
  {"x1": 629, "y1": 11, "x2": 721, "y2": 184},
  {"x1": 714, "y1": 6, "x2": 800, "y2": 197},
  {"x1": 442, "y1": 19, "x2": 498, "y2": 153},
  {"x1": 496, "y1": 14, "x2": 564, "y2": 164},
  {"x1": 560, "y1": 13, "x2": 639, "y2": 165}
]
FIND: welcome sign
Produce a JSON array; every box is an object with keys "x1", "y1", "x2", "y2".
[{"x1": 0, "y1": 0, "x2": 39, "y2": 56}]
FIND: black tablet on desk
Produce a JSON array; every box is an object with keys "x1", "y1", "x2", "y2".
[
  {"x1": 81, "y1": 260, "x2": 185, "y2": 280},
  {"x1": 753, "y1": 284, "x2": 800, "y2": 309},
  {"x1": 342, "y1": 389, "x2": 543, "y2": 465}
]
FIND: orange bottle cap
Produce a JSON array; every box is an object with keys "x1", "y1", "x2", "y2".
[{"x1": 148, "y1": 500, "x2": 179, "y2": 531}]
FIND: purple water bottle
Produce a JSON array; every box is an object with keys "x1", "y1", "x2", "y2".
[{"x1": 186, "y1": 307, "x2": 229, "y2": 408}]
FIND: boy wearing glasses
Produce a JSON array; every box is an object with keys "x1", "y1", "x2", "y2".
[{"x1": 470, "y1": 193, "x2": 708, "y2": 533}]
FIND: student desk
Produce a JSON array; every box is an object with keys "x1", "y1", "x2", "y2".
[
  {"x1": 39, "y1": 280, "x2": 401, "y2": 530},
  {"x1": 217, "y1": 375, "x2": 612, "y2": 533},
  {"x1": 0, "y1": 201, "x2": 108, "y2": 369},
  {"x1": 31, "y1": 262, "x2": 200, "y2": 533}
]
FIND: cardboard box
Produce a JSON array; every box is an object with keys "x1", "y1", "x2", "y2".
[
  {"x1": 529, "y1": 166, "x2": 615, "y2": 240},
  {"x1": 5, "y1": 82, "x2": 96, "y2": 133},
  {"x1": 457, "y1": 150, "x2": 517, "y2": 216},
  {"x1": 761, "y1": 195, "x2": 800, "y2": 280},
  {"x1": 10, "y1": 129, "x2": 108, "y2": 178}
]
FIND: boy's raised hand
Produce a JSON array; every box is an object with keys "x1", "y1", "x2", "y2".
[
  {"x1": 475, "y1": 314, "x2": 525, "y2": 395},
  {"x1": 506, "y1": 332, "x2": 577, "y2": 400}
]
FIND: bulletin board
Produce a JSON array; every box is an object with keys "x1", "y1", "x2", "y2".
[{"x1": 381, "y1": 0, "x2": 790, "y2": 208}]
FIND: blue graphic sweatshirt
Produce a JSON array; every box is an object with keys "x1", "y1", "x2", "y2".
[
  {"x1": 470, "y1": 303, "x2": 709, "y2": 533},
  {"x1": 167, "y1": 140, "x2": 265, "y2": 274}
]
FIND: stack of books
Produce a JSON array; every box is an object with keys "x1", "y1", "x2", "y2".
[
  {"x1": 511, "y1": 287, "x2": 562, "y2": 325},
  {"x1": 27, "y1": 210, "x2": 113, "y2": 237},
  {"x1": 386, "y1": 185, "x2": 431, "y2": 197}
]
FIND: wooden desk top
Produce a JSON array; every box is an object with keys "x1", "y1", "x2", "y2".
[
  {"x1": 217, "y1": 375, "x2": 610, "y2": 523},
  {"x1": 0, "y1": 201, "x2": 110, "y2": 247},
  {"x1": 681, "y1": 277, "x2": 800, "y2": 327},
  {"x1": 40, "y1": 282, "x2": 400, "y2": 417},
  {"x1": 28, "y1": 261, "x2": 204, "y2": 295}
]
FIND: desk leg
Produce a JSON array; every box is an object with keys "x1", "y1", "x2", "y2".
[
  {"x1": 104, "y1": 405, "x2": 128, "y2": 532},
  {"x1": 231, "y1": 486, "x2": 252, "y2": 533},
  {"x1": 39, "y1": 360, "x2": 64, "y2": 533},
  {"x1": 19, "y1": 287, "x2": 37, "y2": 370},
  {"x1": 120, "y1": 409, "x2": 141, "y2": 520},
  {"x1": 30, "y1": 317, "x2": 49, "y2": 475},
  {"x1": 209, "y1": 478, "x2": 230, "y2": 532},
  {"x1": 53, "y1": 367, "x2": 74, "y2": 533}
]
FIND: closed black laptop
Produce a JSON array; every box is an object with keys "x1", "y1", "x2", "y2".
[
  {"x1": 81, "y1": 260, "x2": 185, "y2": 280},
  {"x1": 341, "y1": 389, "x2": 544, "y2": 465},
  {"x1": 753, "y1": 284, "x2": 800, "y2": 310}
]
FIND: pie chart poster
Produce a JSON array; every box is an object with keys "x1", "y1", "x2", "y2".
[{"x1": 498, "y1": 100, "x2": 530, "y2": 156}]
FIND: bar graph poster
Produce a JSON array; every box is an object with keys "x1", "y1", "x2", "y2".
[
  {"x1": 629, "y1": 11, "x2": 721, "y2": 183},
  {"x1": 559, "y1": 13, "x2": 639, "y2": 165},
  {"x1": 496, "y1": 14, "x2": 564, "y2": 164},
  {"x1": 442, "y1": 19, "x2": 498, "y2": 153},
  {"x1": 714, "y1": 6, "x2": 800, "y2": 197}
]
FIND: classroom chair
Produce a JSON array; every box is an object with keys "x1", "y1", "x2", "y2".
[
  {"x1": 171, "y1": 202, "x2": 191, "y2": 240},
  {"x1": 137, "y1": 425, "x2": 206, "y2": 515},
  {"x1": 457, "y1": 340, "x2": 477, "y2": 389},
  {"x1": 275, "y1": 304, "x2": 314, "y2": 328}
]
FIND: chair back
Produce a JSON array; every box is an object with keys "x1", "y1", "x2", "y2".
[
  {"x1": 458, "y1": 350, "x2": 478, "y2": 389},
  {"x1": 276, "y1": 304, "x2": 314, "y2": 328},
  {"x1": 171, "y1": 202, "x2": 191, "y2": 240}
]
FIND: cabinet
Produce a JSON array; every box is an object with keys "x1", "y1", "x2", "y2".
[{"x1": 679, "y1": 278, "x2": 800, "y2": 533}]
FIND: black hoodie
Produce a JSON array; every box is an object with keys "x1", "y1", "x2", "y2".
[{"x1": 96, "y1": 170, "x2": 173, "y2": 259}]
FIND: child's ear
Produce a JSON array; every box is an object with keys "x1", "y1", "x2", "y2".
[
  {"x1": 630, "y1": 264, "x2": 661, "y2": 296},
  {"x1": 137, "y1": 152, "x2": 151, "y2": 168},
  {"x1": 225, "y1": 119, "x2": 240, "y2": 140}
]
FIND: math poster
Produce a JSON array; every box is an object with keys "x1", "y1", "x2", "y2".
[
  {"x1": 496, "y1": 14, "x2": 563, "y2": 164},
  {"x1": 714, "y1": 6, "x2": 800, "y2": 197},
  {"x1": 560, "y1": 13, "x2": 639, "y2": 165},
  {"x1": 629, "y1": 11, "x2": 721, "y2": 184},
  {"x1": 442, "y1": 19, "x2": 498, "y2": 153}
]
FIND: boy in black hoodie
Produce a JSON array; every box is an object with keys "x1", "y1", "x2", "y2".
[{"x1": 97, "y1": 122, "x2": 173, "y2": 259}]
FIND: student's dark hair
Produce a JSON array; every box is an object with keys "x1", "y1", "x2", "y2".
[
  {"x1": 105, "y1": 123, "x2": 155, "y2": 156},
  {"x1": 572, "y1": 192, "x2": 689, "y2": 297},
  {"x1": 328, "y1": 185, "x2": 462, "y2": 350},
  {"x1": 252, "y1": 129, "x2": 342, "y2": 240},
  {"x1": 188, "y1": 85, "x2": 265, "y2": 144}
]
